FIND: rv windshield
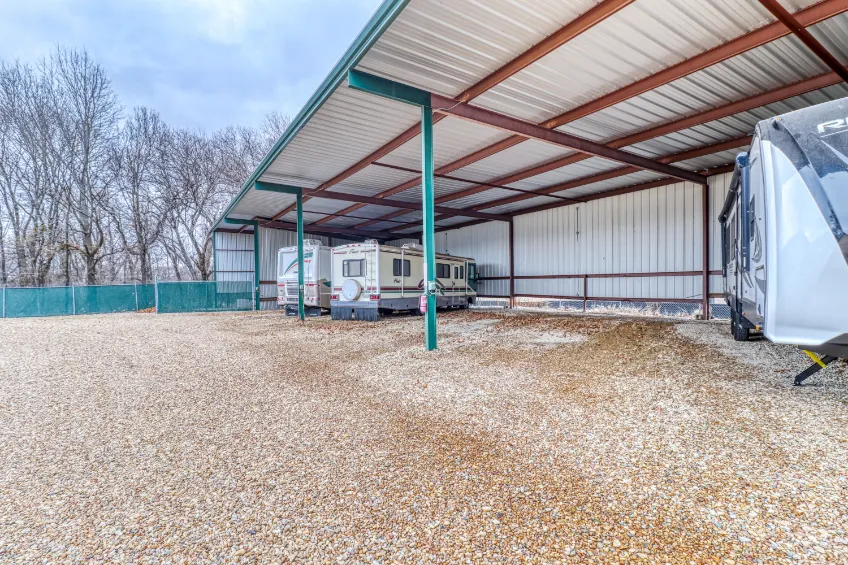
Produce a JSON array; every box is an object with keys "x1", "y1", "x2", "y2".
[{"x1": 772, "y1": 98, "x2": 848, "y2": 236}]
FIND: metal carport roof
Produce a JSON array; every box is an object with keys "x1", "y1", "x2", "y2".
[{"x1": 216, "y1": 0, "x2": 848, "y2": 239}]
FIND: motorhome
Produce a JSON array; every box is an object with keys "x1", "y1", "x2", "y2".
[
  {"x1": 330, "y1": 241, "x2": 477, "y2": 320},
  {"x1": 719, "y1": 97, "x2": 848, "y2": 384},
  {"x1": 276, "y1": 240, "x2": 333, "y2": 316}
]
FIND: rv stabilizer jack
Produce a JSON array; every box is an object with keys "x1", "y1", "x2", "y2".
[{"x1": 793, "y1": 351, "x2": 837, "y2": 386}]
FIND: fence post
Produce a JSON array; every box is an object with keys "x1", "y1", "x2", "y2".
[
  {"x1": 2, "y1": 285, "x2": 5, "y2": 319},
  {"x1": 134, "y1": 282, "x2": 139, "y2": 311},
  {"x1": 71, "y1": 284, "x2": 76, "y2": 316},
  {"x1": 583, "y1": 275, "x2": 588, "y2": 313},
  {"x1": 154, "y1": 277, "x2": 159, "y2": 313}
]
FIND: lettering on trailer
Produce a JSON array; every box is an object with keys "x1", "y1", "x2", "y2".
[{"x1": 817, "y1": 118, "x2": 848, "y2": 135}]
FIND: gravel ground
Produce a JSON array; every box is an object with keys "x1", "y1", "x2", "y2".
[{"x1": 0, "y1": 310, "x2": 846, "y2": 564}]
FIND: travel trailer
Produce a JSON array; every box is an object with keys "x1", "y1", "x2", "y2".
[
  {"x1": 719, "y1": 97, "x2": 848, "y2": 385},
  {"x1": 277, "y1": 240, "x2": 333, "y2": 316},
  {"x1": 330, "y1": 241, "x2": 477, "y2": 321}
]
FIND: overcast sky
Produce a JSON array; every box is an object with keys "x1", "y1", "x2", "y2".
[{"x1": 0, "y1": 0, "x2": 384, "y2": 131}]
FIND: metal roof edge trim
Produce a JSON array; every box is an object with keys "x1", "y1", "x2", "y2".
[{"x1": 214, "y1": 0, "x2": 413, "y2": 230}]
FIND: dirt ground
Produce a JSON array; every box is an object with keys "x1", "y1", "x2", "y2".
[{"x1": 0, "y1": 309, "x2": 846, "y2": 564}]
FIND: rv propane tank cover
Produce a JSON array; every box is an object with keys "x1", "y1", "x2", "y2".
[{"x1": 341, "y1": 279, "x2": 361, "y2": 301}]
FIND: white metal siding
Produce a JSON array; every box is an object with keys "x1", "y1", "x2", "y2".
[
  {"x1": 214, "y1": 232, "x2": 254, "y2": 284},
  {"x1": 436, "y1": 221, "x2": 510, "y2": 297},
  {"x1": 709, "y1": 172, "x2": 734, "y2": 296},
  {"x1": 215, "y1": 229, "x2": 349, "y2": 311},
  {"x1": 515, "y1": 181, "x2": 705, "y2": 299},
  {"x1": 434, "y1": 177, "x2": 735, "y2": 302}
]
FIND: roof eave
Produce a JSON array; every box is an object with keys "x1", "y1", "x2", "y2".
[{"x1": 214, "y1": 0, "x2": 412, "y2": 231}]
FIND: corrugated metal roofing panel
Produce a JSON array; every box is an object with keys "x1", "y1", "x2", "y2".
[
  {"x1": 440, "y1": 188, "x2": 523, "y2": 211},
  {"x1": 471, "y1": 0, "x2": 786, "y2": 124},
  {"x1": 631, "y1": 82, "x2": 848, "y2": 154},
  {"x1": 378, "y1": 115, "x2": 513, "y2": 171},
  {"x1": 264, "y1": 83, "x2": 421, "y2": 186},
  {"x1": 224, "y1": 0, "x2": 844, "y2": 238},
  {"x1": 358, "y1": 0, "x2": 603, "y2": 98},
  {"x1": 557, "y1": 32, "x2": 832, "y2": 143},
  {"x1": 808, "y1": 13, "x2": 848, "y2": 64},
  {"x1": 447, "y1": 138, "x2": 575, "y2": 185},
  {"x1": 504, "y1": 156, "x2": 621, "y2": 191},
  {"x1": 674, "y1": 149, "x2": 741, "y2": 171},
  {"x1": 328, "y1": 163, "x2": 419, "y2": 198},
  {"x1": 230, "y1": 189, "x2": 295, "y2": 220}
]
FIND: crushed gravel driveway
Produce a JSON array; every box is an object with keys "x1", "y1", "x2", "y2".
[{"x1": 0, "y1": 310, "x2": 846, "y2": 564}]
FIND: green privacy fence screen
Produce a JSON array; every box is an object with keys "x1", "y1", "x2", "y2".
[
  {"x1": 1, "y1": 284, "x2": 156, "y2": 318},
  {"x1": 154, "y1": 281, "x2": 254, "y2": 314},
  {"x1": 1, "y1": 281, "x2": 252, "y2": 318}
]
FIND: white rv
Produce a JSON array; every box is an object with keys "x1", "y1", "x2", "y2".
[
  {"x1": 720, "y1": 97, "x2": 848, "y2": 384},
  {"x1": 330, "y1": 241, "x2": 478, "y2": 320},
  {"x1": 277, "y1": 240, "x2": 333, "y2": 316}
]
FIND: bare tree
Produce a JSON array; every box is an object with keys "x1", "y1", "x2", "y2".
[
  {"x1": 0, "y1": 45, "x2": 292, "y2": 286},
  {"x1": 161, "y1": 129, "x2": 229, "y2": 280},
  {"x1": 52, "y1": 47, "x2": 120, "y2": 285},
  {"x1": 0, "y1": 60, "x2": 65, "y2": 286},
  {"x1": 108, "y1": 107, "x2": 170, "y2": 282}
]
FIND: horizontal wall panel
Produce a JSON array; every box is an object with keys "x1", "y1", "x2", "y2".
[{"x1": 436, "y1": 221, "x2": 510, "y2": 298}]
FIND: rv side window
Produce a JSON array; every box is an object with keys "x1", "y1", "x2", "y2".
[
  {"x1": 393, "y1": 258, "x2": 410, "y2": 277},
  {"x1": 455, "y1": 266, "x2": 464, "y2": 280},
  {"x1": 436, "y1": 263, "x2": 450, "y2": 278},
  {"x1": 343, "y1": 259, "x2": 365, "y2": 277}
]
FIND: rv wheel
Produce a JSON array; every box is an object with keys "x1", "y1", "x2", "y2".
[{"x1": 731, "y1": 310, "x2": 749, "y2": 342}]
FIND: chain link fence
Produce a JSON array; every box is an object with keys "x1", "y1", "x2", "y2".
[{"x1": 1, "y1": 280, "x2": 255, "y2": 318}]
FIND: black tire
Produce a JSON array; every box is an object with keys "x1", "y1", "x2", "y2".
[
  {"x1": 732, "y1": 311, "x2": 750, "y2": 342},
  {"x1": 730, "y1": 309, "x2": 738, "y2": 335}
]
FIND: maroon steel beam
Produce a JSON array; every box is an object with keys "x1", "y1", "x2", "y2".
[
  {"x1": 542, "y1": 0, "x2": 848, "y2": 128},
  {"x1": 303, "y1": 0, "x2": 632, "y2": 225},
  {"x1": 430, "y1": 92, "x2": 706, "y2": 184},
  {"x1": 386, "y1": 135, "x2": 750, "y2": 231},
  {"x1": 267, "y1": 186, "x2": 509, "y2": 222},
  {"x1": 456, "y1": 0, "x2": 636, "y2": 103},
  {"x1": 703, "y1": 163, "x2": 736, "y2": 176},
  {"x1": 360, "y1": 115, "x2": 756, "y2": 230},
  {"x1": 352, "y1": 0, "x2": 848, "y2": 228},
  {"x1": 370, "y1": 161, "x2": 585, "y2": 204},
  {"x1": 464, "y1": 135, "x2": 752, "y2": 214},
  {"x1": 255, "y1": 218, "x2": 399, "y2": 240},
  {"x1": 454, "y1": 71, "x2": 834, "y2": 215},
  {"x1": 757, "y1": 0, "x2": 848, "y2": 84}
]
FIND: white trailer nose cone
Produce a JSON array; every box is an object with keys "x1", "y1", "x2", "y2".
[{"x1": 341, "y1": 279, "x2": 361, "y2": 301}]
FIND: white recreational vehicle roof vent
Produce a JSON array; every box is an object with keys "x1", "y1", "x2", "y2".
[
  {"x1": 402, "y1": 243, "x2": 423, "y2": 251},
  {"x1": 302, "y1": 239, "x2": 323, "y2": 246}
]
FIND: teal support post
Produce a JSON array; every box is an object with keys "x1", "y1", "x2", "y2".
[
  {"x1": 296, "y1": 193, "x2": 305, "y2": 321},
  {"x1": 347, "y1": 68, "x2": 438, "y2": 349},
  {"x1": 253, "y1": 226, "x2": 260, "y2": 311},
  {"x1": 212, "y1": 231, "x2": 217, "y2": 281},
  {"x1": 421, "y1": 105, "x2": 437, "y2": 350}
]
